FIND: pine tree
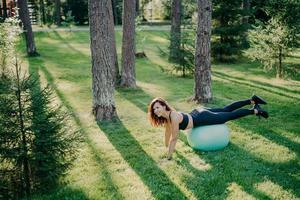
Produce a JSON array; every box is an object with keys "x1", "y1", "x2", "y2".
[
  {"x1": 0, "y1": 17, "x2": 81, "y2": 198},
  {"x1": 212, "y1": 0, "x2": 249, "y2": 62},
  {"x1": 169, "y1": 0, "x2": 181, "y2": 62},
  {"x1": 245, "y1": 18, "x2": 295, "y2": 78}
]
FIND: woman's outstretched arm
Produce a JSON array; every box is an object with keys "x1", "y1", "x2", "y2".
[
  {"x1": 167, "y1": 112, "x2": 179, "y2": 160},
  {"x1": 165, "y1": 123, "x2": 171, "y2": 147}
]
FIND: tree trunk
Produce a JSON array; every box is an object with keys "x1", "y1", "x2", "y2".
[
  {"x1": 113, "y1": 45, "x2": 120, "y2": 86},
  {"x1": 140, "y1": 0, "x2": 146, "y2": 20},
  {"x1": 194, "y1": 0, "x2": 212, "y2": 103},
  {"x1": 277, "y1": 47, "x2": 283, "y2": 78},
  {"x1": 109, "y1": 1, "x2": 120, "y2": 86},
  {"x1": 169, "y1": 0, "x2": 181, "y2": 63},
  {"x1": 2, "y1": 0, "x2": 7, "y2": 19},
  {"x1": 241, "y1": 0, "x2": 250, "y2": 48},
  {"x1": 111, "y1": 0, "x2": 118, "y2": 25},
  {"x1": 88, "y1": 0, "x2": 117, "y2": 120},
  {"x1": 15, "y1": 60, "x2": 31, "y2": 198},
  {"x1": 121, "y1": 0, "x2": 136, "y2": 87},
  {"x1": 242, "y1": 0, "x2": 250, "y2": 24},
  {"x1": 54, "y1": 0, "x2": 61, "y2": 26},
  {"x1": 39, "y1": 0, "x2": 46, "y2": 24},
  {"x1": 136, "y1": 0, "x2": 139, "y2": 16},
  {"x1": 18, "y1": 0, "x2": 38, "y2": 56}
]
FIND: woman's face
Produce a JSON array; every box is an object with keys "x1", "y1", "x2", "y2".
[{"x1": 153, "y1": 102, "x2": 166, "y2": 117}]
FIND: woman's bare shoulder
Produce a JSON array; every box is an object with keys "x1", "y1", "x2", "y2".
[{"x1": 170, "y1": 111, "x2": 180, "y2": 123}]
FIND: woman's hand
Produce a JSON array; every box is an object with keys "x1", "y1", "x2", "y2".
[{"x1": 167, "y1": 154, "x2": 172, "y2": 160}]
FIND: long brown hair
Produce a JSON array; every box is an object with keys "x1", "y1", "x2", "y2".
[{"x1": 148, "y1": 97, "x2": 174, "y2": 127}]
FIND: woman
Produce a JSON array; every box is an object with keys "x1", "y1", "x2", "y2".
[{"x1": 148, "y1": 95, "x2": 269, "y2": 160}]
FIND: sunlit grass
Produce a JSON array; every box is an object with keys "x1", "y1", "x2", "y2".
[{"x1": 19, "y1": 29, "x2": 300, "y2": 200}]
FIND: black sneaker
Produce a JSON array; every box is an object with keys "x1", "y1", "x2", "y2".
[
  {"x1": 253, "y1": 104, "x2": 269, "y2": 119},
  {"x1": 252, "y1": 95, "x2": 267, "y2": 105}
]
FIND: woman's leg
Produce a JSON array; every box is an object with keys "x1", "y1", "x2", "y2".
[
  {"x1": 193, "y1": 109, "x2": 254, "y2": 126},
  {"x1": 207, "y1": 99, "x2": 251, "y2": 112}
]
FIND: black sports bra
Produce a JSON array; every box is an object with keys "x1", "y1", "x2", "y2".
[
  {"x1": 169, "y1": 111, "x2": 189, "y2": 130},
  {"x1": 179, "y1": 113, "x2": 189, "y2": 130}
]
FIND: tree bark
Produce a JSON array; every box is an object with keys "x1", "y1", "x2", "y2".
[
  {"x1": 136, "y1": 0, "x2": 139, "y2": 16},
  {"x1": 241, "y1": 0, "x2": 251, "y2": 48},
  {"x1": 194, "y1": 0, "x2": 212, "y2": 103},
  {"x1": 109, "y1": 1, "x2": 120, "y2": 86},
  {"x1": 54, "y1": 0, "x2": 61, "y2": 26},
  {"x1": 277, "y1": 47, "x2": 283, "y2": 78},
  {"x1": 39, "y1": 0, "x2": 46, "y2": 24},
  {"x1": 242, "y1": 0, "x2": 250, "y2": 24},
  {"x1": 18, "y1": 0, "x2": 38, "y2": 56},
  {"x1": 121, "y1": 0, "x2": 136, "y2": 87},
  {"x1": 88, "y1": 0, "x2": 117, "y2": 120},
  {"x1": 2, "y1": 0, "x2": 7, "y2": 19},
  {"x1": 169, "y1": 0, "x2": 181, "y2": 63}
]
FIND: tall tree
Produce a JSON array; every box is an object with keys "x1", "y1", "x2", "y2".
[
  {"x1": 241, "y1": 0, "x2": 251, "y2": 47},
  {"x1": 136, "y1": 0, "x2": 139, "y2": 16},
  {"x1": 18, "y1": 0, "x2": 38, "y2": 56},
  {"x1": 245, "y1": 18, "x2": 295, "y2": 79},
  {"x1": 110, "y1": 0, "x2": 121, "y2": 85},
  {"x1": 194, "y1": 0, "x2": 212, "y2": 103},
  {"x1": 242, "y1": 0, "x2": 251, "y2": 24},
  {"x1": 111, "y1": 0, "x2": 118, "y2": 24},
  {"x1": 169, "y1": 0, "x2": 181, "y2": 63},
  {"x1": 39, "y1": 0, "x2": 46, "y2": 24},
  {"x1": 88, "y1": 0, "x2": 118, "y2": 120},
  {"x1": 66, "y1": 0, "x2": 88, "y2": 25},
  {"x1": 212, "y1": 0, "x2": 246, "y2": 61},
  {"x1": 54, "y1": 0, "x2": 61, "y2": 26},
  {"x1": 121, "y1": 0, "x2": 136, "y2": 87},
  {"x1": 109, "y1": 1, "x2": 120, "y2": 86},
  {"x1": 140, "y1": 0, "x2": 150, "y2": 22}
]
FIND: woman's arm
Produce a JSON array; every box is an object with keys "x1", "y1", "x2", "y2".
[
  {"x1": 165, "y1": 123, "x2": 171, "y2": 147},
  {"x1": 167, "y1": 112, "x2": 180, "y2": 160}
]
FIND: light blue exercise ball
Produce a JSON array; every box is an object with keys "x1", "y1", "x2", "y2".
[{"x1": 187, "y1": 124, "x2": 230, "y2": 151}]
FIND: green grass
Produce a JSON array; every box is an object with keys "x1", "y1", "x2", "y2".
[{"x1": 19, "y1": 29, "x2": 300, "y2": 200}]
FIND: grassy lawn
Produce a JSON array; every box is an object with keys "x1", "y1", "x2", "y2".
[{"x1": 19, "y1": 29, "x2": 299, "y2": 200}]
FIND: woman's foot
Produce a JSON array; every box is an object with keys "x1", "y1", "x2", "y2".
[
  {"x1": 253, "y1": 104, "x2": 269, "y2": 119},
  {"x1": 251, "y1": 95, "x2": 267, "y2": 105}
]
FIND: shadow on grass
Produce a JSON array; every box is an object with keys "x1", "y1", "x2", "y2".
[
  {"x1": 29, "y1": 186, "x2": 90, "y2": 200},
  {"x1": 52, "y1": 31, "x2": 88, "y2": 56},
  {"x1": 213, "y1": 71, "x2": 300, "y2": 100},
  {"x1": 285, "y1": 63, "x2": 300, "y2": 81},
  {"x1": 116, "y1": 87, "x2": 154, "y2": 113},
  {"x1": 233, "y1": 122, "x2": 300, "y2": 197},
  {"x1": 176, "y1": 138, "x2": 300, "y2": 199},
  {"x1": 27, "y1": 56, "x2": 124, "y2": 200},
  {"x1": 175, "y1": 147, "x2": 271, "y2": 200},
  {"x1": 214, "y1": 60, "x2": 300, "y2": 81},
  {"x1": 97, "y1": 118, "x2": 188, "y2": 200}
]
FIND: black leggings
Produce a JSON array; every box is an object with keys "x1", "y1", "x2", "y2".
[{"x1": 190, "y1": 99, "x2": 254, "y2": 127}]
